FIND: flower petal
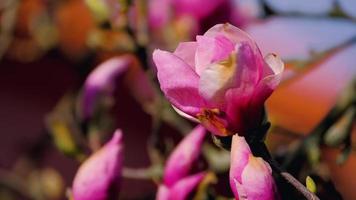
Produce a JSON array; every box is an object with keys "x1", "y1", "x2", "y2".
[
  {"x1": 153, "y1": 49, "x2": 206, "y2": 116},
  {"x1": 250, "y1": 54, "x2": 284, "y2": 110},
  {"x1": 82, "y1": 55, "x2": 155, "y2": 120},
  {"x1": 195, "y1": 35, "x2": 235, "y2": 75},
  {"x1": 82, "y1": 57, "x2": 131, "y2": 119},
  {"x1": 148, "y1": 0, "x2": 171, "y2": 28},
  {"x1": 163, "y1": 125, "x2": 206, "y2": 186},
  {"x1": 240, "y1": 156, "x2": 276, "y2": 200},
  {"x1": 169, "y1": 172, "x2": 206, "y2": 200},
  {"x1": 229, "y1": 135, "x2": 252, "y2": 197},
  {"x1": 204, "y1": 23, "x2": 258, "y2": 50},
  {"x1": 72, "y1": 130, "x2": 123, "y2": 200},
  {"x1": 225, "y1": 87, "x2": 255, "y2": 134},
  {"x1": 156, "y1": 185, "x2": 170, "y2": 200},
  {"x1": 174, "y1": 42, "x2": 197, "y2": 68},
  {"x1": 223, "y1": 47, "x2": 278, "y2": 134},
  {"x1": 198, "y1": 53, "x2": 237, "y2": 105}
]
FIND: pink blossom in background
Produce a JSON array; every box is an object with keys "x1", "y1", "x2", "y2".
[
  {"x1": 81, "y1": 55, "x2": 156, "y2": 120},
  {"x1": 72, "y1": 130, "x2": 124, "y2": 200},
  {"x1": 229, "y1": 135, "x2": 278, "y2": 200},
  {"x1": 157, "y1": 125, "x2": 207, "y2": 200},
  {"x1": 148, "y1": 0, "x2": 260, "y2": 34},
  {"x1": 153, "y1": 23, "x2": 284, "y2": 136}
]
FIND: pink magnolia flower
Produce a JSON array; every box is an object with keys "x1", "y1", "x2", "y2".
[
  {"x1": 148, "y1": 0, "x2": 261, "y2": 33},
  {"x1": 230, "y1": 135, "x2": 278, "y2": 200},
  {"x1": 72, "y1": 130, "x2": 124, "y2": 200},
  {"x1": 157, "y1": 125, "x2": 207, "y2": 200},
  {"x1": 148, "y1": 0, "x2": 224, "y2": 30},
  {"x1": 81, "y1": 55, "x2": 156, "y2": 120},
  {"x1": 153, "y1": 23, "x2": 284, "y2": 136}
]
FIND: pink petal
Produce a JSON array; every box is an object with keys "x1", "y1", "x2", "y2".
[
  {"x1": 72, "y1": 130, "x2": 123, "y2": 200},
  {"x1": 82, "y1": 55, "x2": 155, "y2": 120},
  {"x1": 198, "y1": 53, "x2": 237, "y2": 105},
  {"x1": 233, "y1": 42, "x2": 264, "y2": 89},
  {"x1": 224, "y1": 88, "x2": 252, "y2": 134},
  {"x1": 250, "y1": 54, "x2": 284, "y2": 114},
  {"x1": 239, "y1": 156, "x2": 276, "y2": 200},
  {"x1": 82, "y1": 57, "x2": 130, "y2": 119},
  {"x1": 153, "y1": 49, "x2": 206, "y2": 116},
  {"x1": 173, "y1": 42, "x2": 198, "y2": 68},
  {"x1": 222, "y1": 44, "x2": 270, "y2": 134},
  {"x1": 195, "y1": 35, "x2": 235, "y2": 75},
  {"x1": 204, "y1": 23, "x2": 257, "y2": 50},
  {"x1": 148, "y1": 0, "x2": 171, "y2": 28},
  {"x1": 229, "y1": 135, "x2": 252, "y2": 197},
  {"x1": 156, "y1": 185, "x2": 170, "y2": 200},
  {"x1": 163, "y1": 125, "x2": 206, "y2": 186},
  {"x1": 169, "y1": 172, "x2": 206, "y2": 200}
]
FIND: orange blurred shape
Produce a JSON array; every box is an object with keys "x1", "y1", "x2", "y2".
[
  {"x1": 55, "y1": 0, "x2": 95, "y2": 59},
  {"x1": 323, "y1": 147, "x2": 356, "y2": 200},
  {"x1": 266, "y1": 44, "x2": 356, "y2": 199},
  {"x1": 15, "y1": 0, "x2": 45, "y2": 36},
  {"x1": 267, "y1": 44, "x2": 356, "y2": 134}
]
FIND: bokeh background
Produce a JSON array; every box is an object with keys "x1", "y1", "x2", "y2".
[{"x1": 0, "y1": 0, "x2": 355, "y2": 199}]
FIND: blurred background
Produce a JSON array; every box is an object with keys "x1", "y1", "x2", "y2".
[{"x1": 0, "y1": 0, "x2": 355, "y2": 199}]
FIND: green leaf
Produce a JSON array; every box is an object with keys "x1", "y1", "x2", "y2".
[{"x1": 306, "y1": 176, "x2": 317, "y2": 193}]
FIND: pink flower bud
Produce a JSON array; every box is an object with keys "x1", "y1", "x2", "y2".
[
  {"x1": 229, "y1": 135, "x2": 278, "y2": 200},
  {"x1": 81, "y1": 55, "x2": 155, "y2": 120},
  {"x1": 157, "y1": 125, "x2": 206, "y2": 200},
  {"x1": 153, "y1": 23, "x2": 284, "y2": 136},
  {"x1": 163, "y1": 125, "x2": 206, "y2": 186},
  {"x1": 157, "y1": 172, "x2": 206, "y2": 200},
  {"x1": 72, "y1": 130, "x2": 123, "y2": 200}
]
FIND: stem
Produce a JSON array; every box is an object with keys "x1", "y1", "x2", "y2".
[
  {"x1": 122, "y1": 166, "x2": 162, "y2": 180},
  {"x1": 279, "y1": 172, "x2": 318, "y2": 200}
]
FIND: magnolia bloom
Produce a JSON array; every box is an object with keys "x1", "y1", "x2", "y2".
[
  {"x1": 72, "y1": 130, "x2": 123, "y2": 200},
  {"x1": 230, "y1": 135, "x2": 278, "y2": 200},
  {"x1": 81, "y1": 55, "x2": 156, "y2": 120},
  {"x1": 148, "y1": 0, "x2": 225, "y2": 29},
  {"x1": 153, "y1": 23, "x2": 284, "y2": 136},
  {"x1": 157, "y1": 125, "x2": 207, "y2": 200}
]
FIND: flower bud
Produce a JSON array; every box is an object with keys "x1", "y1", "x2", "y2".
[
  {"x1": 81, "y1": 55, "x2": 156, "y2": 120},
  {"x1": 157, "y1": 172, "x2": 206, "y2": 200},
  {"x1": 72, "y1": 130, "x2": 123, "y2": 200},
  {"x1": 157, "y1": 125, "x2": 206, "y2": 200},
  {"x1": 229, "y1": 135, "x2": 278, "y2": 200},
  {"x1": 163, "y1": 125, "x2": 206, "y2": 186}
]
